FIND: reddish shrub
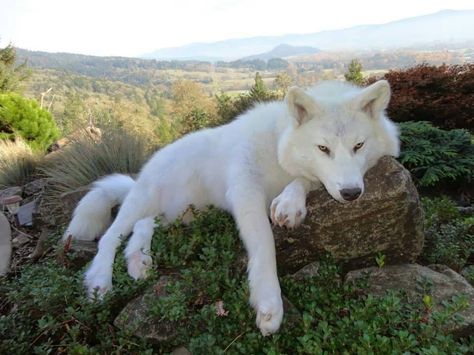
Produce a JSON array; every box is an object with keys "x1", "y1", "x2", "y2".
[{"x1": 367, "y1": 64, "x2": 474, "y2": 130}]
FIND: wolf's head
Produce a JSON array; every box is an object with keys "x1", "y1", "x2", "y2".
[{"x1": 278, "y1": 80, "x2": 400, "y2": 203}]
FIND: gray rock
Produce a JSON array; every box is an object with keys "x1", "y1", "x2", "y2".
[
  {"x1": 17, "y1": 200, "x2": 37, "y2": 226},
  {"x1": 0, "y1": 212, "x2": 11, "y2": 275},
  {"x1": 273, "y1": 157, "x2": 424, "y2": 272},
  {"x1": 23, "y1": 178, "x2": 48, "y2": 196},
  {"x1": 114, "y1": 276, "x2": 183, "y2": 343},
  {"x1": 345, "y1": 264, "x2": 474, "y2": 337},
  {"x1": 461, "y1": 266, "x2": 474, "y2": 286},
  {"x1": 291, "y1": 261, "x2": 320, "y2": 281},
  {"x1": 57, "y1": 238, "x2": 97, "y2": 269},
  {"x1": 11, "y1": 232, "x2": 30, "y2": 248},
  {"x1": 0, "y1": 186, "x2": 22, "y2": 208},
  {"x1": 171, "y1": 347, "x2": 191, "y2": 355}
]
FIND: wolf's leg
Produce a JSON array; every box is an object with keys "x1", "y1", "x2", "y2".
[
  {"x1": 270, "y1": 178, "x2": 313, "y2": 228},
  {"x1": 84, "y1": 187, "x2": 156, "y2": 298},
  {"x1": 228, "y1": 186, "x2": 283, "y2": 336},
  {"x1": 124, "y1": 217, "x2": 156, "y2": 280}
]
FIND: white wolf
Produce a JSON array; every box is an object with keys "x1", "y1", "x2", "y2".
[{"x1": 65, "y1": 80, "x2": 399, "y2": 336}]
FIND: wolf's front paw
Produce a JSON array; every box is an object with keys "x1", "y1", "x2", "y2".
[
  {"x1": 255, "y1": 295, "x2": 284, "y2": 336},
  {"x1": 270, "y1": 193, "x2": 307, "y2": 228},
  {"x1": 84, "y1": 263, "x2": 112, "y2": 300},
  {"x1": 126, "y1": 250, "x2": 153, "y2": 280}
]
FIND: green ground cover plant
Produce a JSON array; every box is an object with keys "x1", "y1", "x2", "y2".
[
  {"x1": 1, "y1": 209, "x2": 472, "y2": 354},
  {"x1": 420, "y1": 197, "x2": 474, "y2": 271}
]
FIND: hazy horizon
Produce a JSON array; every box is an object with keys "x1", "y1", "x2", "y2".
[{"x1": 1, "y1": 0, "x2": 473, "y2": 58}]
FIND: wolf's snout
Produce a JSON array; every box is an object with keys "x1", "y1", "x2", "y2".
[{"x1": 339, "y1": 188, "x2": 361, "y2": 201}]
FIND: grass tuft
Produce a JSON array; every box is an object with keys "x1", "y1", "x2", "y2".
[
  {"x1": 39, "y1": 127, "x2": 154, "y2": 219},
  {"x1": 0, "y1": 138, "x2": 42, "y2": 188}
]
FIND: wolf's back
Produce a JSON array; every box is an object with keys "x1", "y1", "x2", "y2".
[{"x1": 64, "y1": 174, "x2": 134, "y2": 241}]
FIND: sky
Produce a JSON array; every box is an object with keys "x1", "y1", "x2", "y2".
[{"x1": 0, "y1": 0, "x2": 473, "y2": 58}]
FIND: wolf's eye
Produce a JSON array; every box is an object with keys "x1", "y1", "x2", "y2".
[
  {"x1": 317, "y1": 145, "x2": 330, "y2": 154},
  {"x1": 353, "y1": 142, "x2": 364, "y2": 152}
]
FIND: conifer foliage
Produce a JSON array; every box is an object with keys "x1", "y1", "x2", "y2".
[{"x1": 0, "y1": 92, "x2": 60, "y2": 151}]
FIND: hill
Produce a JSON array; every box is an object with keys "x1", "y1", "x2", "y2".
[
  {"x1": 144, "y1": 10, "x2": 474, "y2": 60},
  {"x1": 241, "y1": 44, "x2": 320, "y2": 61}
]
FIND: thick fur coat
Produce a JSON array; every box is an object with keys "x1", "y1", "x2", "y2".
[{"x1": 65, "y1": 80, "x2": 400, "y2": 335}]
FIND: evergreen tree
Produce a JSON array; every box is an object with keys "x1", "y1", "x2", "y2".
[
  {"x1": 345, "y1": 59, "x2": 364, "y2": 85},
  {"x1": 0, "y1": 92, "x2": 60, "y2": 150},
  {"x1": 0, "y1": 43, "x2": 30, "y2": 93},
  {"x1": 249, "y1": 72, "x2": 268, "y2": 100}
]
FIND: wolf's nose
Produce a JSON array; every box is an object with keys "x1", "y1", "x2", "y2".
[{"x1": 340, "y1": 188, "x2": 361, "y2": 201}]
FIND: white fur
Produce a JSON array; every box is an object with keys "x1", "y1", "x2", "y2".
[
  {"x1": 63, "y1": 174, "x2": 134, "y2": 241},
  {"x1": 66, "y1": 80, "x2": 399, "y2": 335}
]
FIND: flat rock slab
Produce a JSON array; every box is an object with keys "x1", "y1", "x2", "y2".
[
  {"x1": 114, "y1": 276, "x2": 183, "y2": 343},
  {"x1": 273, "y1": 156, "x2": 424, "y2": 272},
  {"x1": 345, "y1": 264, "x2": 474, "y2": 337}
]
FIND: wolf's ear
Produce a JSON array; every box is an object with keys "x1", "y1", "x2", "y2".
[
  {"x1": 355, "y1": 80, "x2": 391, "y2": 119},
  {"x1": 286, "y1": 86, "x2": 319, "y2": 127}
]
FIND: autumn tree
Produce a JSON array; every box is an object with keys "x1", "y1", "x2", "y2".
[
  {"x1": 171, "y1": 79, "x2": 217, "y2": 134},
  {"x1": 274, "y1": 72, "x2": 293, "y2": 93}
]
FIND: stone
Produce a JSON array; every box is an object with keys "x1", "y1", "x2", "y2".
[
  {"x1": 291, "y1": 261, "x2": 320, "y2": 281},
  {"x1": 58, "y1": 239, "x2": 97, "y2": 270},
  {"x1": 11, "y1": 232, "x2": 30, "y2": 248},
  {"x1": 114, "y1": 276, "x2": 183, "y2": 343},
  {"x1": 273, "y1": 157, "x2": 424, "y2": 272},
  {"x1": 461, "y1": 266, "x2": 474, "y2": 286},
  {"x1": 17, "y1": 200, "x2": 37, "y2": 226},
  {"x1": 0, "y1": 186, "x2": 22, "y2": 205},
  {"x1": 171, "y1": 347, "x2": 191, "y2": 355},
  {"x1": 0, "y1": 212, "x2": 11, "y2": 275},
  {"x1": 23, "y1": 178, "x2": 48, "y2": 196},
  {"x1": 344, "y1": 264, "x2": 474, "y2": 337}
]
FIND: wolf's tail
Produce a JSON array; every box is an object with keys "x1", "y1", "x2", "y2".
[{"x1": 63, "y1": 174, "x2": 135, "y2": 241}]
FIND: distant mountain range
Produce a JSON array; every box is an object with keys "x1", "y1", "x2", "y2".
[
  {"x1": 143, "y1": 9, "x2": 474, "y2": 61},
  {"x1": 241, "y1": 44, "x2": 320, "y2": 61}
]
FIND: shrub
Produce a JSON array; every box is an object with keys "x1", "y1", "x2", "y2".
[
  {"x1": 40, "y1": 127, "x2": 153, "y2": 219},
  {"x1": 420, "y1": 197, "x2": 474, "y2": 271},
  {"x1": 398, "y1": 121, "x2": 474, "y2": 189},
  {"x1": 367, "y1": 64, "x2": 474, "y2": 130},
  {"x1": 0, "y1": 138, "x2": 42, "y2": 187},
  {"x1": 0, "y1": 92, "x2": 60, "y2": 150}
]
